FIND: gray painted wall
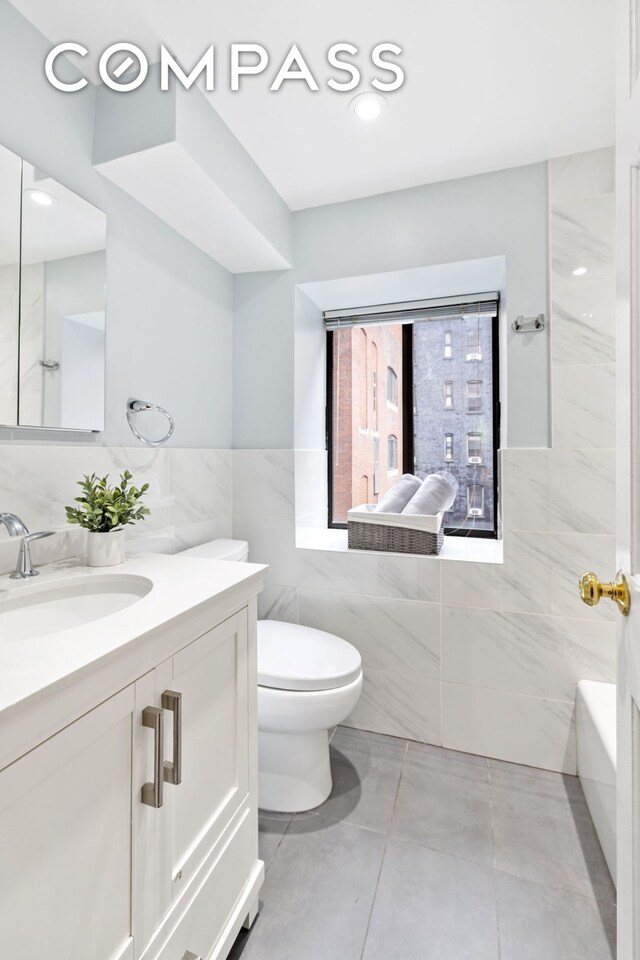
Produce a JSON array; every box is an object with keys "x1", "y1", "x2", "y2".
[
  {"x1": 295, "y1": 163, "x2": 550, "y2": 449},
  {"x1": 233, "y1": 163, "x2": 550, "y2": 449},
  {"x1": 0, "y1": 0, "x2": 234, "y2": 448}
]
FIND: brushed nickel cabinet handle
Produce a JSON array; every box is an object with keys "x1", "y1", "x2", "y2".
[
  {"x1": 182, "y1": 953, "x2": 202, "y2": 960},
  {"x1": 141, "y1": 706, "x2": 164, "y2": 808},
  {"x1": 161, "y1": 689, "x2": 183, "y2": 786}
]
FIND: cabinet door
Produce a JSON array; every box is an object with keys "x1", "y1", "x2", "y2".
[
  {"x1": 159, "y1": 609, "x2": 251, "y2": 892},
  {"x1": 0, "y1": 686, "x2": 135, "y2": 960}
]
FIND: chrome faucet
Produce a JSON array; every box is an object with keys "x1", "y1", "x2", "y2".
[{"x1": 0, "y1": 513, "x2": 55, "y2": 579}]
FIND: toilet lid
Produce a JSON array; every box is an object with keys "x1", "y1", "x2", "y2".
[{"x1": 257, "y1": 621, "x2": 362, "y2": 692}]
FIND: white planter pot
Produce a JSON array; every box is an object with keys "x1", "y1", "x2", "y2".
[{"x1": 86, "y1": 529, "x2": 126, "y2": 567}]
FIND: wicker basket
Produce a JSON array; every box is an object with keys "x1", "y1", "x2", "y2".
[{"x1": 347, "y1": 504, "x2": 444, "y2": 555}]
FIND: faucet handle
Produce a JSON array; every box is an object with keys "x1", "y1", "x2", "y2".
[
  {"x1": 10, "y1": 531, "x2": 55, "y2": 579},
  {"x1": 23, "y1": 531, "x2": 55, "y2": 543}
]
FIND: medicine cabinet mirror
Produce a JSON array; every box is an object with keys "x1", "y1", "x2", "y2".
[{"x1": 0, "y1": 144, "x2": 107, "y2": 431}]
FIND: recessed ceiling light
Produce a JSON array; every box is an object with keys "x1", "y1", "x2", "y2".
[
  {"x1": 26, "y1": 189, "x2": 56, "y2": 207},
  {"x1": 572, "y1": 266, "x2": 588, "y2": 276},
  {"x1": 349, "y1": 92, "x2": 388, "y2": 122}
]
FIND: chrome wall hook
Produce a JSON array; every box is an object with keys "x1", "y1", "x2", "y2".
[{"x1": 512, "y1": 313, "x2": 546, "y2": 332}]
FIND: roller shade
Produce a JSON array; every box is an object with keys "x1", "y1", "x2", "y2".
[{"x1": 323, "y1": 292, "x2": 499, "y2": 330}]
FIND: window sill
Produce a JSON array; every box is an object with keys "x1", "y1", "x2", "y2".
[{"x1": 296, "y1": 527, "x2": 503, "y2": 564}]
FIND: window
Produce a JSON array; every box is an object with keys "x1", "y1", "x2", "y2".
[
  {"x1": 444, "y1": 381, "x2": 454, "y2": 409},
  {"x1": 466, "y1": 327, "x2": 482, "y2": 361},
  {"x1": 359, "y1": 329, "x2": 368, "y2": 428},
  {"x1": 444, "y1": 433, "x2": 454, "y2": 462},
  {"x1": 466, "y1": 380, "x2": 483, "y2": 414},
  {"x1": 444, "y1": 330, "x2": 452, "y2": 358},
  {"x1": 467, "y1": 484, "x2": 485, "y2": 518},
  {"x1": 326, "y1": 296, "x2": 499, "y2": 536},
  {"x1": 371, "y1": 341, "x2": 378, "y2": 430},
  {"x1": 388, "y1": 435, "x2": 398, "y2": 471},
  {"x1": 387, "y1": 366, "x2": 398, "y2": 406},
  {"x1": 467, "y1": 433, "x2": 483, "y2": 463}
]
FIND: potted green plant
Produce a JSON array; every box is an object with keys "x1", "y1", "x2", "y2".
[{"x1": 65, "y1": 471, "x2": 151, "y2": 567}]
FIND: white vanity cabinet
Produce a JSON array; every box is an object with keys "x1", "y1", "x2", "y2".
[
  {"x1": 135, "y1": 607, "x2": 262, "y2": 960},
  {"x1": 0, "y1": 684, "x2": 137, "y2": 960},
  {"x1": 0, "y1": 581, "x2": 263, "y2": 960}
]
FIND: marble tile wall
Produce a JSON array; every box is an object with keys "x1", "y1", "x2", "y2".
[
  {"x1": 0, "y1": 264, "x2": 19, "y2": 426},
  {"x1": 0, "y1": 445, "x2": 232, "y2": 574},
  {"x1": 0, "y1": 147, "x2": 615, "y2": 776},
  {"x1": 18, "y1": 263, "x2": 46, "y2": 427},
  {"x1": 232, "y1": 148, "x2": 617, "y2": 774}
]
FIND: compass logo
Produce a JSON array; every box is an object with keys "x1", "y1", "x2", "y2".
[{"x1": 44, "y1": 42, "x2": 405, "y2": 94}]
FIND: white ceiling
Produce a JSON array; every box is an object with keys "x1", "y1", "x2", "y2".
[{"x1": 10, "y1": 0, "x2": 615, "y2": 210}]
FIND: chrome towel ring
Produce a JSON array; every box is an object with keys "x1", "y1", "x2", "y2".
[{"x1": 126, "y1": 398, "x2": 175, "y2": 446}]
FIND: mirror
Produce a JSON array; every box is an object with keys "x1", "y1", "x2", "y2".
[
  {"x1": 18, "y1": 162, "x2": 106, "y2": 431},
  {"x1": 0, "y1": 144, "x2": 22, "y2": 426}
]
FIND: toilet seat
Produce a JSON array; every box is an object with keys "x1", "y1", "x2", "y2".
[{"x1": 257, "y1": 621, "x2": 362, "y2": 692}]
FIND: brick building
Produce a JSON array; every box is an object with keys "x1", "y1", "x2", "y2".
[
  {"x1": 331, "y1": 325, "x2": 403, "y2": 523},
  {"x1": 413, "y1": 318, "x2": 495, "y2": 532}
]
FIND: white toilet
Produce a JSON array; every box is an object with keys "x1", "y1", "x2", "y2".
[{"x1": 174, "y1": 538, "x2": 363, "y2": 813}]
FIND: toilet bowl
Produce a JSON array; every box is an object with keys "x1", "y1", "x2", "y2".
[{"x1": 172, "y1": 538, "x2": 363, "y2": 813}]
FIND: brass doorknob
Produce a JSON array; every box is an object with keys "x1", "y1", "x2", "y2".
[{"x1": 579, "y1": 570, "x2": 631, "y2": 616}]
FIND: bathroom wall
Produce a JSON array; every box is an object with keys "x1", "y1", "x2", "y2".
[
  {"x1": 0, "y1": 0, "x2": 235, "y2": 449},
  {"x1": 0, "y1": 1, "x2": 237, "y2": 564},
  {"x1": 235, "y1": 160, "x2": 550, "y2": 451},
  {"x1": 233, "y1": 148, "x2": 616, "y2": 774},
  {"x1": 0, "y1": 445, "x2": 232, "y2": 575}
]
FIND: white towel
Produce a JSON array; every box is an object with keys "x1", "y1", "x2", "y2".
[
  {"x1": 374, "y1": 474, "x2": 422, "y2": 513},
  {"x1": 402, "y1": 473, "x2": 457, "y2": 516}
]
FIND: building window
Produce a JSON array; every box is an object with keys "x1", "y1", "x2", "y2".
[
  {"x1": 327, "y1": 303, "x2": 499, "y2": 536},
  {"x1": 444, "y1": 381, "x2": 454, "y2": 409},
  {"x1": 444, "y1": 433, "x2": 454, "y2": 462},
  {"x1": 466, "y1": 380, "x2": 483, "y2": 414},
  {"x1": 466, "y1": 327, "x2": 482, "y2": 361},
  {"x1": 387, "y1": 366, "x2": 398, "y2": 406},
  {"x1": 371, "y1": 341, "x2": 378, "y2": 430},
  {"x1": 359, "y1": 329, "x2": 368, "y2": 428},
  {"x1": 444, "y1": 330, "x2": 452, "y2": 358},
  {"x1": 467, "y1": 432, "x2": 483, "y2": 463},
  {"x1": 388, "y1": 435, "x2": 398, "y2": 471},
  {"x1": 467, "y1": 484, "x2": 485, "y2": 518}
]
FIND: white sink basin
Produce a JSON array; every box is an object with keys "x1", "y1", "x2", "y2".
[{"x1": 0, "y1": 574, "x2": 153, "y2": 641}]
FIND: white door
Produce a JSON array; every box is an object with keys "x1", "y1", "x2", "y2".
[
  {"x1": 0, "y1": 686, "x2": 135, "y2": 960},
  {"x1": 613, "y1": 2, "x2": 640, "y2": 955}
]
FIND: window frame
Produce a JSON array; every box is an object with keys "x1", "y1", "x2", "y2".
[
  {"x1": 387, "y1": 366, "x2": 398, "y2": 406},
  {"x1": 388, "y1": 434, "x2": 399, "y2": 471},
  {"x1": 467, "y1": 432, "x2": 483, "y2": 464},
  {"x1": 444, "y1": 432, "x2": 454, "y2": 462},
  {"x1": 466, "y1": 379, "x2": 483, "y2": 414},
  {"x1": 326, "y1": 307, "x2": 500, "y2": 540},
  {"x1": 466, "y1": 327, "x2": 482, "y2": 361},
  {"x1": 466, "y1": 483, "x2": 485, "y2": 518},
  {"x1": 443, "y1": 380, "x2": 454, "y2": 409}
]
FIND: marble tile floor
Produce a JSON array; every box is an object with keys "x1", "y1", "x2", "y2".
[{"x1": 229, "y1": 727, "x2": 616, "y2": 960}]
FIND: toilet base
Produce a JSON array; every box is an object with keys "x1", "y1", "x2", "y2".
[{"x1": 258, "y1": 729, "x2": 332, "y2": 813}]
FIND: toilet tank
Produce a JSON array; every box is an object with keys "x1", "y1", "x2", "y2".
[{"x1": 179, "y1": 539, "x2": 249, "y2": 562}]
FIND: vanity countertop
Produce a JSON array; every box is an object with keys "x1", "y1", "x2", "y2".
[{"x1": 0, "y1": 552, "x2": 267, "y2": 725}]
